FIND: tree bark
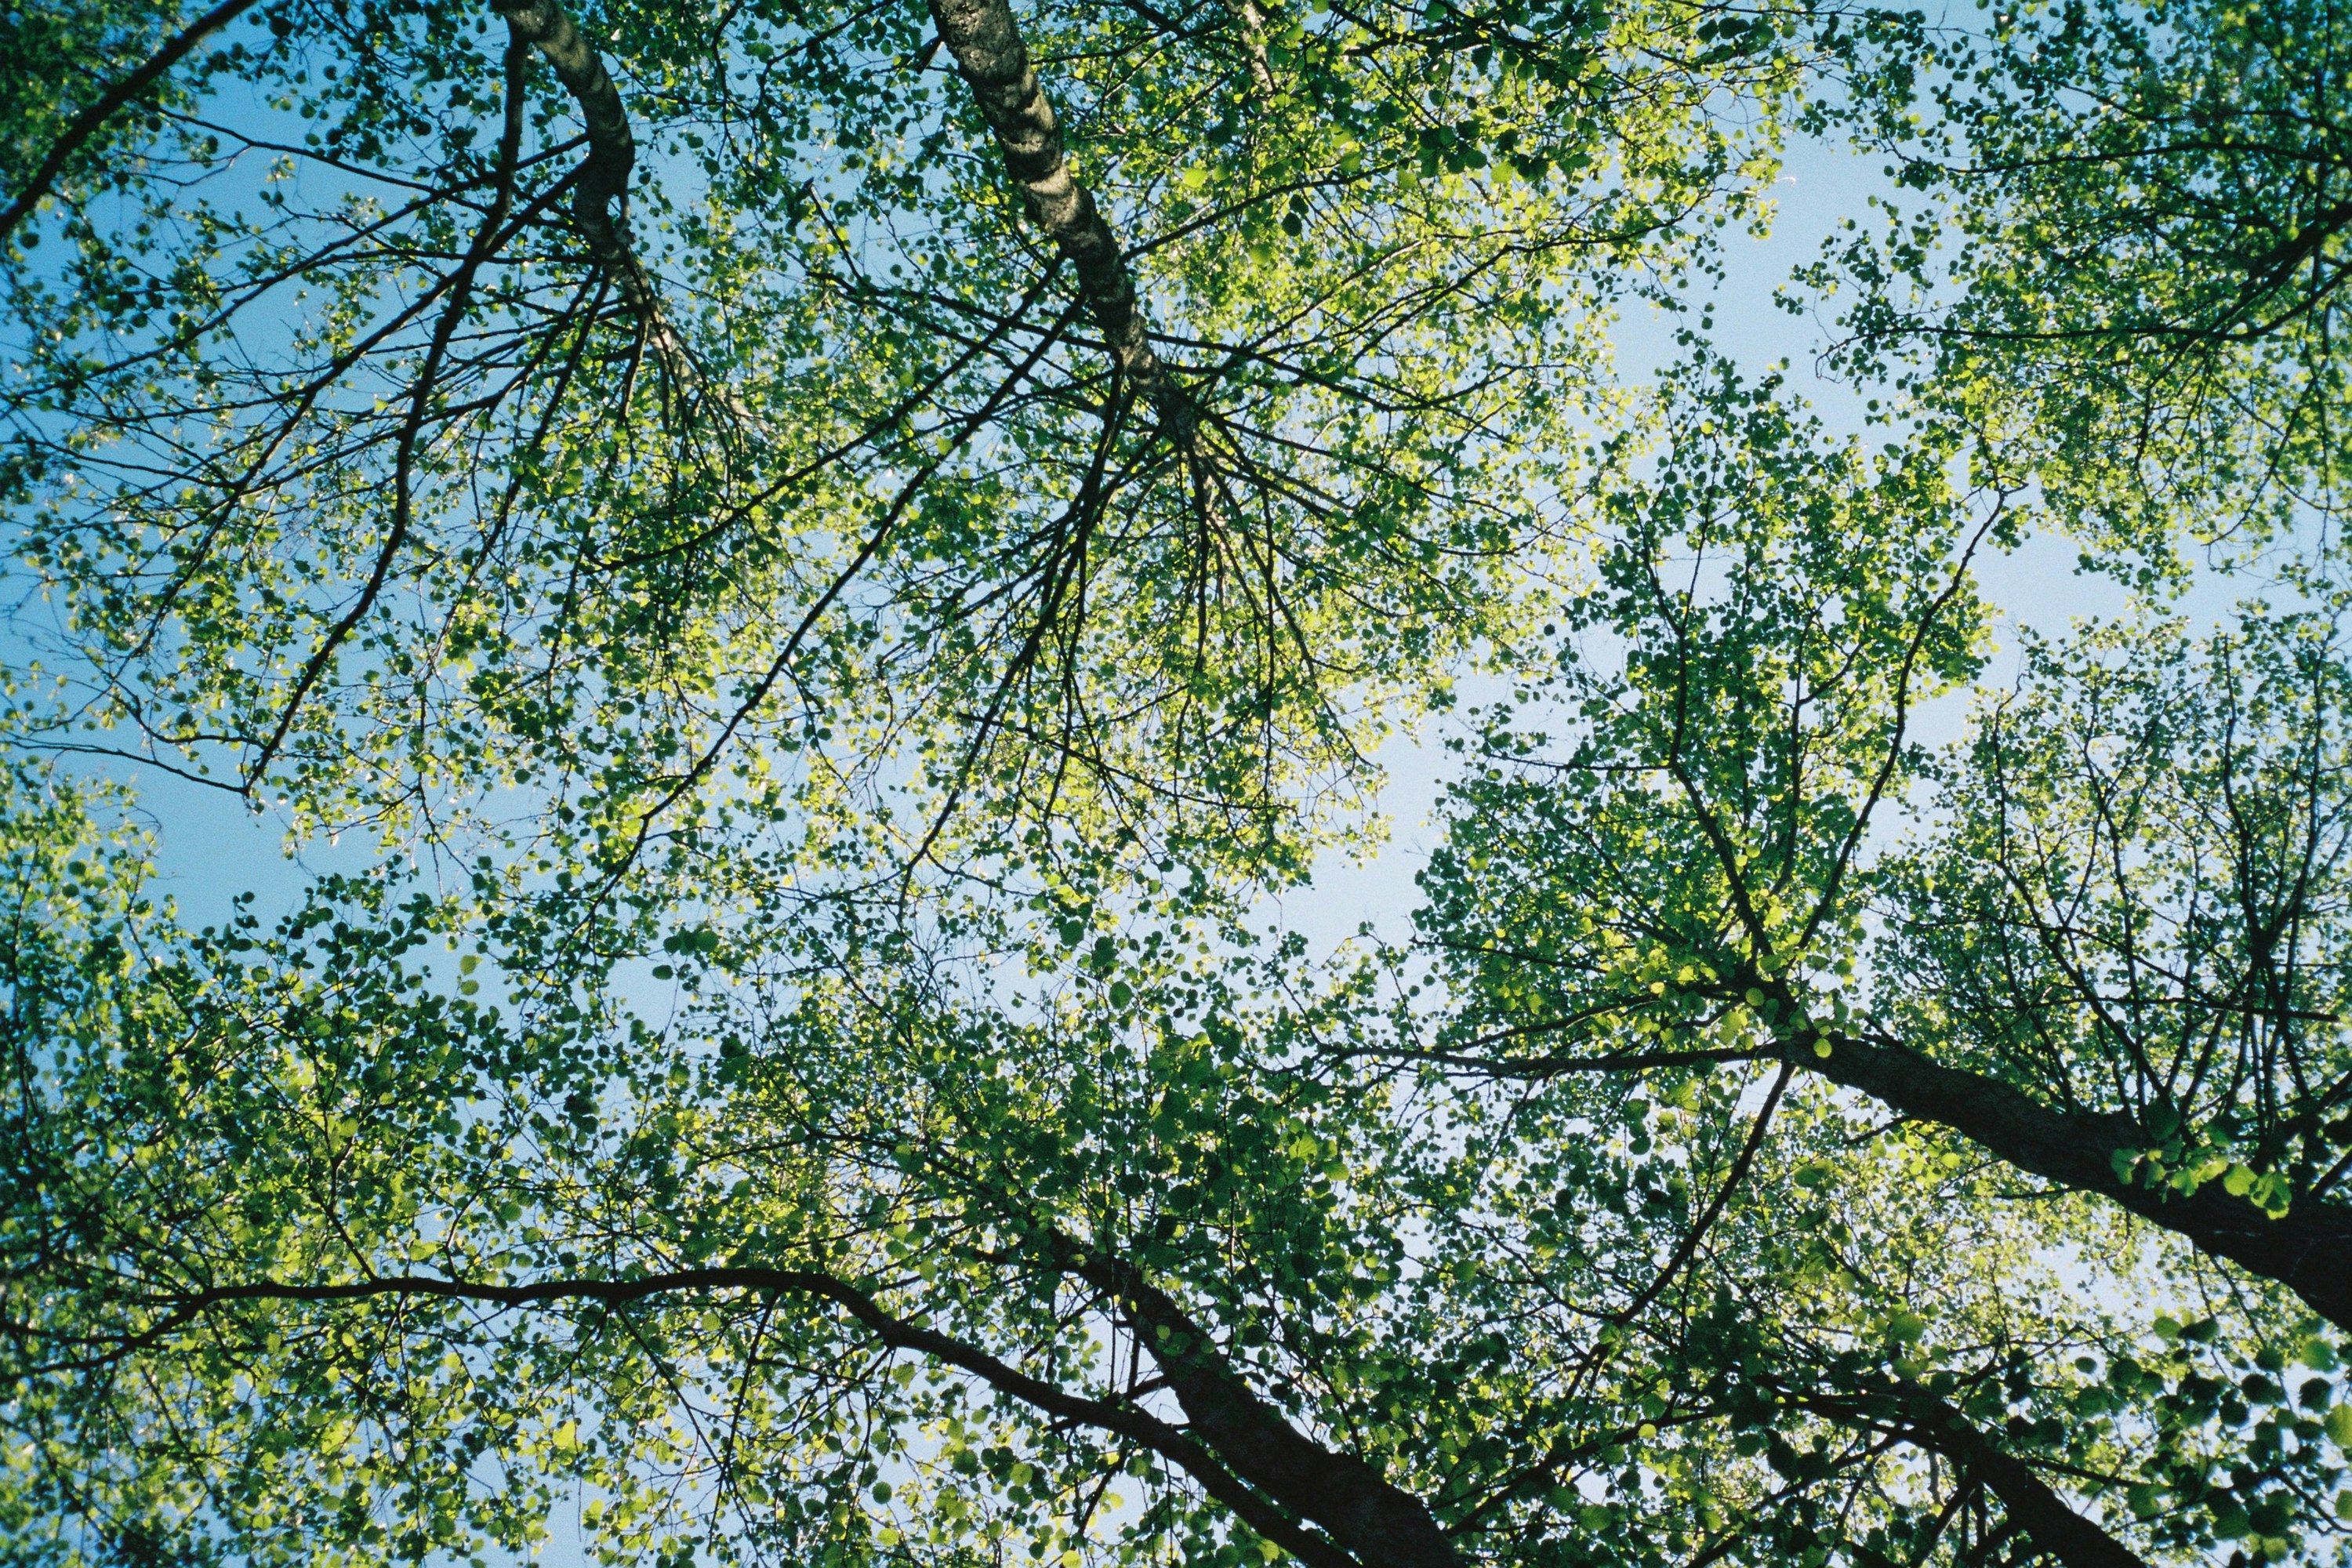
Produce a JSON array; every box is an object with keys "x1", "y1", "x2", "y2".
[
  {"x1": 1059, "y1": 1245, "x2": 1465, "y2": 1568},
  {"x1": 492, "y1": 0, "x2": 703, "y2": 398},
  {"x1": 1807, "y1": 1388, "x2": 2149, "y2": 1568},
  {"x1": 927, "y1": 0, "x2": 1192, "y2": 431},
  {"x1": 1804, "y1": 1027, "x2": 2352, "y2": 1332}
]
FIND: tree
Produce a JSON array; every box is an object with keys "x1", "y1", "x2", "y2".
[
  {"x1": 0, "y1": 0, "x2": 1802, "y2": 881},
  {"x1": 8, "y1": 757, "x2": 2212, "y2": 1568},
  {"x1": 1396, "y1": 351, "x2": 2352, "y2": 1560},
  {"x1": 5, "y1": 0, "x2": 2352, "y2": 1565},
  {"x1": 1412, "y1": 358, "x2": 2352, "y2": 1330},
  {"x1": 1803, "y1": 0, "x2": 2352, "y2": 567}
]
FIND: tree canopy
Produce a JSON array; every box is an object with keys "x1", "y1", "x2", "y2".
[{"x1": 2, "y1": 1, "x2": 2350, "y2": 1566}]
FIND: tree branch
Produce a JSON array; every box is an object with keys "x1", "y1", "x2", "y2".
[
  {"x1": 927, "y1": 0, "x2": 1193, "y2": 434},
  {"x1": 1611, "y1": 1060, "x2": 1795, "y2": 1330},
  {"x1": 244, "y1": 28, "x2": 533, "y2": 786},
  {"x1": 1799, "y1": 1020, "x2": 2352, "y2": 1332},
  {"x1": 1051, "y1": 1240, "x2": 1465, "y2": 1568},
  {"x1": 1807, "y1": 1388, "x2": 2150, "y2": 1568},
  {"x1": 0, "y1": 0, "x2": 266, "y2": 245},
  {"x1": 60, "y1": 1262, "x2": 1352, "y2": 1568},
  {"x1": 1436, "y1": 982, "x2": 2352, "y2": 1328},
  {"x1": 492, "y1": 0, "x2": 715, "y2": 410}
]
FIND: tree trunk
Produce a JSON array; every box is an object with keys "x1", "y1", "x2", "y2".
[
  {"x1": 1065, "y1": 1247, "x2": 1465, "y2": 1568},
  {"x1": 1809, "y1": 1029, "x2": 2352, "y2": 1331},
  {"x1": 927, "y1": 0, "x2": 1192, "y2": 430}
]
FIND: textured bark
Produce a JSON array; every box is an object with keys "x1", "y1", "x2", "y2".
[
  {"x1": 492, "y1": 0, "x2": 702, "y2": 396},
  {"x1": 927, "y1": 0, "x2": 1192, "y2": 430},
  {"x1": 1808, "y1": 1389, "x2": 2149, "y2": 1568},
  {"x1": 1901, "y1": 1396, "x2": 2149, "y2": 1568},
  {"x1": 1806, "y1": 1028, "x2": 2352, "y2": 1332},
  {"x1": 1061, "y1": 1246, "x2": 1464, "y2": 1568}
]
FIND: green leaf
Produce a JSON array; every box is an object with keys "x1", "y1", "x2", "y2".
[{"x1": 2326, "y1": 1403, "x2": 2352, "y2": 1450}]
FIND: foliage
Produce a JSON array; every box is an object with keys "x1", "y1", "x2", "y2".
[
  {"x1": 0, "y1": 0, "x2": 1805, "y2": 884},
  {"x1": 1803, "y1": 0, "x2": 2352, "y2": 568},
  {"x1": 1406, "y1": 368, "x2": 2352, "y2": 1562},
  {"x1": 4, "y1": 0, "x2": 2352, "y2": 1566}
]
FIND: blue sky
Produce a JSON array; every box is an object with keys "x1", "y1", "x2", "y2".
[
  {"x1": 120, "y1": 129, "x2": 2159, "y2": 949},
  {"x1": 20, "y1": 103, "x2": 2293, "y2": 1568}
]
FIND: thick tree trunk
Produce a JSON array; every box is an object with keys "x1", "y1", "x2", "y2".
[
  {"x1": 1809, "y1": 1389, "x2": 2149, "y2": 1568},
  {"x1": 1065, "y1": 1248, "x2": 1464, "y2": 1568},
  {"x1": 1808, "y1": 1029, "x2": 2352, "y2": 1331},
  {"x1": 927, "y1": 0, "x2": 1192, "y2": 430}
]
